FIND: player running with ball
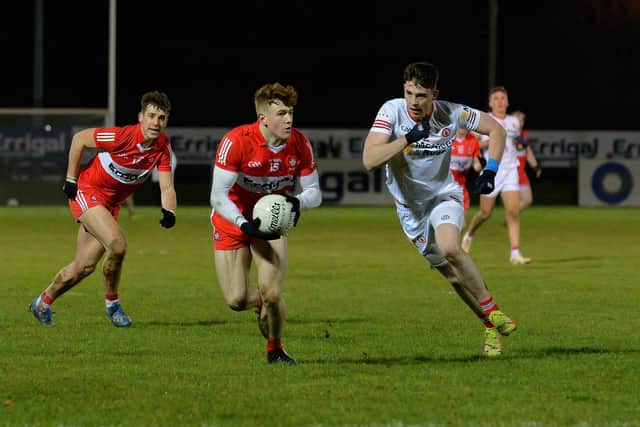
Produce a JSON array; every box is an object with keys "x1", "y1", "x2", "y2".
[{"x1": 210, "y1": 83, "x2": 321, "y2": 365}]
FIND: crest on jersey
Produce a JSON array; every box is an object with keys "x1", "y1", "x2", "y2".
[{"x1": 286, "y1": 156, "x2": 298, "y2": 173}]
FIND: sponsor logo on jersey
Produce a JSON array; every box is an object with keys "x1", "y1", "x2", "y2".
[
  {"x1": 248, "y1": 161, "x2": 262, "y2": 168},
  {"x1": 404, "y1": 138, "x2": 453, "y2": 157},
  {"x1": 108, "y1": 162, "x2": 147, "y2": 183},
  {"x1": 240, "y1": 174, "x2": 294, "y2": 192}
]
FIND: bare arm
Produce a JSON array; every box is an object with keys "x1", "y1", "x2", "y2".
[
  {"x1": 472, "y1": 156, "x2": 483, "y2": 173},
  {"x1": 66, "y1": 128, "x2": 97, "y2": 179},
  {"x1": 362, "y1": 131, "x2": 407, "y2": 171},
  {"x1": 525, "y1": 145, "x2": 538, "y2": 167},
  {"x1": 474, "y1": 112, "x2": 506, "y2": 163},
  {"x1": 158, "y1": 170, "x2": 177, "y2": 212},
  {"x1": 526, "y1": 145, "x2": 542, "y2": 177}
]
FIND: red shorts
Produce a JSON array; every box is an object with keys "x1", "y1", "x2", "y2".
[
  {"x1": 211, "y1": 211, "x2": 250, "y2": 250},
  {"x1": 69, "y1": 186, "x2": 121, "y2": 221}
]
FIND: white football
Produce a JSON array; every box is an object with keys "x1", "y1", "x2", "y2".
[{"x1": 252, "y1": 194, "x2": 295, "y2": 234}]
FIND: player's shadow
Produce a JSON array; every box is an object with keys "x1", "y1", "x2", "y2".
[
  {"x1": 301, "y1": 346, "x2": 640, "y2": 365},
  {"x1": 141, "y1": 316, "x2": 369, "y2": 328},
  {"x1": 142, "y1": 319, "x2": 240, "y2": 327},
  {"x1": 540, "y1": 256, "x2": 605, "y2": 264}
]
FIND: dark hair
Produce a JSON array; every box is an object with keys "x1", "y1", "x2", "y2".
[
  {"x1": 254, "y1": 83, "x2": 298, "y2": 113},
  {"x1": 141, "y1": 91, "x2": 171, "y2": 113},
  {"x1": 403, "y1": 62, "x2": 439, "y2": 89}
]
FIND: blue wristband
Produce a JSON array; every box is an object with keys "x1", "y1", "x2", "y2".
[{"x1": 486, "y1": 158, "x2": 499, "y2": 173}]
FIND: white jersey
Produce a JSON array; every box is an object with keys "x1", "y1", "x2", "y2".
[
  {"x1": 370, "y1": 98, "x2": 482, "y2": 213},
  {"x1": 480, "y1": 113, "x2": 520, "y2": 170}
]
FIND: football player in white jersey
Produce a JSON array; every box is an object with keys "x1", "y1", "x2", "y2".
[
  {"x1": 461, "y1": 87, "x2": 532, "y2": 265},
  {"x1": 362, "y1": 61, "x2": 517, "y2": 357}
]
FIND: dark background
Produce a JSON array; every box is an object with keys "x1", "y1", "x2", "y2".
[{"x1": 3, "y1": 0, "x2": 639, "y2": 131}]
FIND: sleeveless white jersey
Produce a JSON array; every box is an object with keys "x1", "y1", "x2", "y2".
[{"x1": 370, "y1": 98, "x2": 481, "y2": 212}]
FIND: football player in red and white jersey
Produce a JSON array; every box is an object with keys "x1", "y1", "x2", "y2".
[
  {"x1": 29, "y1": 91, "x2": 177, "y2": 328},
  {"x1": 210, "y1": 83, "x2": 321, "y2": 365}
]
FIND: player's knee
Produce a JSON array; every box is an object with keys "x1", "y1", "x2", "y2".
[
  {"x1": 260, "y1": 286, "x2": 282, "y2": 306},
  {"x1": 228, "y1": 303, "x2": 247, "y2": 312},
  {"x1": 505, "y1": 209, "x2": 519, "y2": 222},
  {"x1": 227, "y1": 296, "x2": 248, "y2": 311},
  {"x1": 479, "y1": 209, "x2": 493, "y2": 220},
  {"x1": 107, "y1": 237, "x2": 127, "y2": 258},
  {"x1": 435, "y1": 236, "x2": 462, "y2": 258}
]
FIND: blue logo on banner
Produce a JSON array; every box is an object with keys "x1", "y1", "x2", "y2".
[{"x1": 591, "y1": 162, "x2": 633, "y2": 204}]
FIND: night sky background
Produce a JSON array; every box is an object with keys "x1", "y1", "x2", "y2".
[{"x1": 3, "y1": 0, "x2": 639, "y2": 131}]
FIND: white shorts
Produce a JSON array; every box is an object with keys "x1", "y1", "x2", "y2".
[
  {"x1": 485, "y1": 165, "x2": 519, "y2": 198},
  {"x1": 396, "y1": 199, "x2": 464, "y2": 267}
]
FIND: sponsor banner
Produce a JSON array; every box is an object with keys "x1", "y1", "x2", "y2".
[
  {"x1": 317, "y1": 159, "x2": 392, "y2": 205},
  {"x1": 165, "y1": 127, "x2": 370, "y2": 165},
  {"x1": 529, "y1": 130, "x2": 640, "y2": 167},
  {"x1": 0, "y1": 129, "x2": 69, "y2": 160},
  {"x1": 165, "y1": 127, "x2": 226, "y2": 165},
  {"x1": 578, "y1": 159, "x2": 640, "y2": 206}
]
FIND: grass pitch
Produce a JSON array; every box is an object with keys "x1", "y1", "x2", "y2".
[{"x1": 1, "y1": 205, "x2": 639, "y2": 427}]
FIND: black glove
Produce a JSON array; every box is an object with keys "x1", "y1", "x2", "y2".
[
  {"x1": 533, "y1": 165, "x2": 542, "y2": 178},
  {"x1": 473, "y1": 169, "x2": 496, "y2": 195},
  {"x1": 404, "y1": 117, "x2": 430, "y2": 144},
  {"x1": 516, "y1": 135, "x2": 529, "y2": 148},
  {"x1": 62, "y1": 177, "x2": 78, "y2": 200},
  {"x1": 284, "y1": 195, "x2": 301, "y2": 226},
  {"x1": 240, "y1": 218, "x2": 281, "y2": 240},
  {"x1": 159, "y1": 208, "x2": 176, "y2": 228}
]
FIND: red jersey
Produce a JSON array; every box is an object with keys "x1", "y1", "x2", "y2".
[
  {"x1": 78, "y1": 123, "x2": 173, "y2": 206},
  {"x1": 450, "y1": 133, "x2": 480, "y2": 210},
  {"x1": 450, "y1": 133, "x2": 480, "y2": 187},
  {"x1": 214, "y1": 121, "x2": 316, "y2": 213}
]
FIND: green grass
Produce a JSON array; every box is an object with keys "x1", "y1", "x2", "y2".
[{"x1": 1, "y1": 205, "x2": 639, "y2": 427}]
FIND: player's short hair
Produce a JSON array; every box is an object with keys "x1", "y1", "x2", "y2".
[
  {"x1": 254, "y1": 83, "x2": 298, "y2": 114},
  {"x1": 141, "y1": 91, "x2": 171, "y2": 114},
  {"x1": 489, "y1": 86, "x2": 508, "y2": 97},
  {"x1": 404, "y1": 62, "x2": 439, "y2": 89}
]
